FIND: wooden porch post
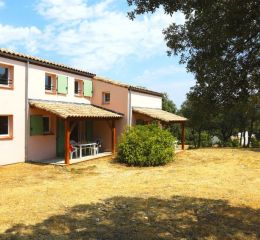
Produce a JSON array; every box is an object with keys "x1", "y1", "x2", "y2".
[
  {"x1": 111, "y1": 120, "x2": 116, "y2": 155},
  {"x1": 64, "y1": 118, "x2": 70, "y2": 165},
  {"x1": 181, "y1": 122, "x2": 185, "y2": 150}
]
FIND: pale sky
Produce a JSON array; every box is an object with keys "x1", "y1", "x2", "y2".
[{"x1": 0, "y1": 0, "x2": 195, "y2": 107}]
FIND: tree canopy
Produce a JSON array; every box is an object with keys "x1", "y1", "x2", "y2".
[
  {"x1": 128, "y1": 0, "x2": 260, "y2": 146},
  {"x1": 162, "y1": 93, "x2": 177, "y2": 113}
]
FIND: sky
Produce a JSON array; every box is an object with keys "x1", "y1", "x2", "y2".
[{"x1": 0, "y1": 0, "x2": 195, "y2": 107}]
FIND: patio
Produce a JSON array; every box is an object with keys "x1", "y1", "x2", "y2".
[
  {"x1": 29, "y1": 100, "x2": 123, "y2": 165},
  {"x1": 30, "y1": 152, "x2": 112, "y2": 165}
]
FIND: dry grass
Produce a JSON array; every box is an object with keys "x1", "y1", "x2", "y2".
[{"x1": 0, "y1": 148, "x2": 259, "y2": 239}]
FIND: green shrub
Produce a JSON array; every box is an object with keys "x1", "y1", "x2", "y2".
[
  {"x1": 201, "y1": 131, "x2": 212, "y2": 147},
  {"x1": 251, "y1": 138, "x2": 260, "y2": 148},
  {"x1": 225, "y1": 138, "x2": 240, "y2": 147},
  {"x1": 117, "y1": 124, "x2": 175, "y2": 166},
  {"x1": 231, "y1": 138, "x2": 240, "y2": 147}
]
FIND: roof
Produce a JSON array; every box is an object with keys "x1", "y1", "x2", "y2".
[
  {"x1": 0, "y1": 48, "x2": 95, "y2": 78},
  {"x1": 133, "y1": 107, "x2": 187, "y2": 122},
  {"x1": 94, "y1": 76, "x2": 163, "y2": 97},
  {"x1": 29, "y1": 100, "x2": 123, "y2": 119},
  {"x1": 0, "y1": 48, "x2": 162, "y2": 96}
]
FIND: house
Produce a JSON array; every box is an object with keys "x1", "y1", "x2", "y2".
[{"x1": 0, "y1": 48, "x2": 187, "y2": 166}]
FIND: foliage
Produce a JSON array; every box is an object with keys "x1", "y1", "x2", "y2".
[
  {"x1": 225, "y1": 139, "x2": 240, "y2": 148},
  {"x1": 127, "y1": 0, "x2": 260, "y2": 148},
  {"x1": 117, "y1": 124, "x2": 175, "y2": 166},
  {"x1": 200, "y1": 131, "x2": 212, "y2": 147},
  {"x1": 162, "y1": 93, "x2": 177, "y2": 113},
  {"x1": 251, "y1": 138, "x2": 260, "y2": 148}
]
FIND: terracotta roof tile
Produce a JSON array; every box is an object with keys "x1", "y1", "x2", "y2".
[
  {"x1": 94, "y1": 76, "x2": 163, "y2": 97},
  {"x1": 29, "y1": 100, "x2": 123, "y2": 119},
  {"x1": 133, "y1": 107, "x2": 187, "y2": 122},
  {"x1": 0, "y1": 48, "x2": 95, "y2": 78}
]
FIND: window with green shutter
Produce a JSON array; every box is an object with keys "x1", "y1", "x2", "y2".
[
  {"x1": 30, "y1": 115, "x2": 43, "y2": 136},
  {"x1": 57, "y1": 75, "x2": 68, "y2": 94},
  {"x1": 83, "y1": 80, "x2": 93, "y2": 97}
]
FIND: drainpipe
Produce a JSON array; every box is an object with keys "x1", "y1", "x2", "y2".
[
  {"x1": 24, "y1": 60, "x2": 29, "y2": 162},
  {"x1": 128, "y1": 88, "x2": 132, "y2": 126}
]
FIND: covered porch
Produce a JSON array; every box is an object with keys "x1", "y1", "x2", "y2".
[
  {"x1": 29, "y1": 100, "x2": 123, "y2": 165},
  {"x1": 132, "y1": 107, "x2": 188, "y2": 150}
]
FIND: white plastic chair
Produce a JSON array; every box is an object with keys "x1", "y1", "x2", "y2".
[
  {"x1": 91, "y1": 143, "x2": 99, "y2": 155},
  {"x1": 70, "y1": 145, "x2": 78, "y2": 159}
]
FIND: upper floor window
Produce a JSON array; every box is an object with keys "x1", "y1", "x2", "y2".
[
  {"x1": 0, "y1": 115, "x2": 13, "y2": 140},
  {"x1": 74, "y1": 79, "x2": 83, "y2": 96},
  {"x1": 102, "y1": 92, "x2": 110, "y2": 104},
  {"x1": 45, "y1": 73, "x2": 56, "y2": 94},
  {"x1": 0, "y1": 64, "x2": 13, "y2": 89}
]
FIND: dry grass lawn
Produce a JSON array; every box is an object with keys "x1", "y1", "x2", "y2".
[{"x1": 0, "y1": 148, "x2": 259, "y2": 239}]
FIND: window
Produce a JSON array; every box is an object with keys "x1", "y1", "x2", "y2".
[
  {"x1": 74, "y1": 79, "x2": 83, "y2": 96},
  {"x1": 43, "y1": 116, "x2": 50, "y2": 134},
  {"x1": 102, "y1": 92, "x2": 110, "y2": 104},
  {"x1": 0, "y1": 115, "x2": 13, "y2": 139},
  {"x1": 0, "y1": 64, "x2": 13, "y2": 89},
  {"x1": 45, "y1": 73, "x2": 56, "y2": 93}
]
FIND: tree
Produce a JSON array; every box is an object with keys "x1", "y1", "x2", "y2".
[
  {"x1": 128, "y1": 0, "x2": 260, "y2": 147},
  {"x1": 162, "y1": 93, "x2": 177, "y2": 113}
]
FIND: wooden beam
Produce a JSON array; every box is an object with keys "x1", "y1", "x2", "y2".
[
  {"x1": 64, "y1": 118, "x2": 70, "y2": 165},
  {"x1": 181, "y1": 122, "x2": 185, "y2": 150},
  {"x1": 111, "y1": 120, "x2": 116, "y2": 154}
]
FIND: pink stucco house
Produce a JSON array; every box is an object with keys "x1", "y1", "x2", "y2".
[{"x1": 0, "y1": 48, "x2": 187, "y2": 165}]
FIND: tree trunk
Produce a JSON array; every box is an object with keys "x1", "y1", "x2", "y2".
[
  {"x1": 243, "y1": 131, "x2": 246, "y2": 147},
  {"x1": 192, "y1": 129, "x2": 197, "y2": 148},
  {"x1": 247, "y1": 119, "x2": 254, "y2": 147},
  {"x1": 198, "y1": 130, "x2": 201, "y2": 148},
  {"x1": 239, "y1": 130, "x2": 242, "y2": 146}
]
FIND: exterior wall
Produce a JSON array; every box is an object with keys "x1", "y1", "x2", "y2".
[
  {"x1": 28, "y1": 64, "x2": 92, "y2": 104},
  {"x1": 0, "y1": 57, "x2": 26, "y2": 165},
  {"x1": 131, "y1": 91, "x2": 162, "y2": 109},
  {"x1": 92, "y1": 119, "x2": 112, "y2": 152},
  {"x1": 91, "y1": 79, "x2": 129, "y2": 148},
  {"x1": 28, "y1": 108, "x2": 57, "y2": 161}
]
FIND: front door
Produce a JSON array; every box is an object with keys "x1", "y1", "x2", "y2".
[{"x1": 56, "y1": 118, "x2": 65, "y2": 157}]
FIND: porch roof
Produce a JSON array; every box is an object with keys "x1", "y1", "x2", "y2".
[
  {"x1": 29, "y1": 100, "x2": 123, "y2": 119},
  {"x1": 133, "y1": 107, "x2": 187, "y2": 123}
]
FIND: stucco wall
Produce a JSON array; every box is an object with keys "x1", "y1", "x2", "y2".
[
  {"x1": 28, "y1": 64, "x2": 92, "y2": 104},
  {"x1": 131, "y1": 91, "x2": 162, "y2": 109},
  {"x1": 0, "y1": 57, "x2": 26, "y2": 165},
  {"x1": 28, "y1": 108, "x2": 57, "y2": 161},
  {"x1": 91, "y1": 79, "x2": 129, "y2": 148},
  {"x1": 92, "y1": 119, "x2": 112, "y2": 152}
]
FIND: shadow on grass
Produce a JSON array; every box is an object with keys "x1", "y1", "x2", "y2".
[{"x1": 1, "y1": 196, "x2": 259, "y2": 240}]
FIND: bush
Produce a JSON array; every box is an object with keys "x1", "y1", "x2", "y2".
[
  {"x1": 201, "y1": 131, "x2": 212, "y2": 147},
  {"x1": 225, "y1": 138, "x2": 240, "y2": 147},
  {"x1": 117, "y1": 124, "x2": 175, "y2": 166},
  {"x1": 251, "y1": 138, "x2": 260, "y2": 148}
]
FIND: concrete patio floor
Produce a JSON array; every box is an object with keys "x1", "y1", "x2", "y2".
[{"x1": 29, "y1": 152, "x2": 112, "y2": 165}]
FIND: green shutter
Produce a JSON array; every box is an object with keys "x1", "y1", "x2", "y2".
[
  {"x1": 57, "y1": 75, "x2": 68, "y2": 94},
  {"x1": 30, "y1": 116, "x2": 43, "y2": 136},
  {"x1": 83, "y1": 80, "x2": 93, "y2": 97}
]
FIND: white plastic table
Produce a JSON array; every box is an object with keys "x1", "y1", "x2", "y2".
[{"x1": 75, "y1": 142, "x2": 97, "y2": 158}]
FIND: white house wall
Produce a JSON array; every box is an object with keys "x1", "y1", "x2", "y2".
[
  {"x1": 28, "y1": 64, "x2": 92, "y2": 104},
  {"x1": 130, "y1": 91, "x2": 162, "y2": 109},
  {"x1": 0, "y1": 57, "x2": 26, "y2": 165}
]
